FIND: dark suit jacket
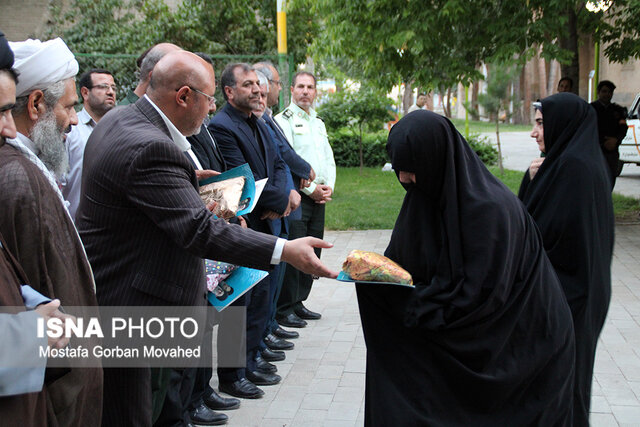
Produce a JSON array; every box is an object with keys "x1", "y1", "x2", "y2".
[
  {"x1": 76, "y1": 97, "x2": 277, "y2": 307},
  {"x1": 263, "y1": 118, "x2": 299, "y2": 226},
  {"x1": 208, "y1": 104, "x2": 289, "y2": 235},
  {"x1": 263, "y1": 113, "x2": 311, "y2": 187},
  {"x1": 188, "y1": 124, "x2": 226, "y2": 172}
]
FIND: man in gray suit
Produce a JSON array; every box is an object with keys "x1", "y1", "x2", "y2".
[{"x1": 77, "y1": 50, "x2": 337, "y2": 426}]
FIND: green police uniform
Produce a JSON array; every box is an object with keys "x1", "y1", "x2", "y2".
[{"x1": 274, "y1": 102, "x2": 336, "y2": 317}]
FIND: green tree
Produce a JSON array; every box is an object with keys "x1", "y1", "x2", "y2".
[
  {"x1": 549, "y1": 1, "x2": 640, "y2": 93},
  {"x1": 465, "y1": 63, "x2": 520, "y2": 174},
  {"x1": 310, "y1": 0, "x2": 640, "y2": 96},
  {"x1": 318, "y1": 88, "x2": 392, "y2": 174},
  {"x1": 46, "y1": 0, "x2": 320, "y2": 97},
  {"x1": 311, "y1": 0, "x2": 551, "y2": 91}
]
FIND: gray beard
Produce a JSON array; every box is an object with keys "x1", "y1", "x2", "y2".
[{"x1": 31, "y1": 111, "x2": 68, "y2": 178}]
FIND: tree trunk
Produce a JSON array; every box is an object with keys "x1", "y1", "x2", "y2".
[
  {"x1": 512, "y1": 68, "x2": 525, "y2": 124},
  {"x1": 402, "y1": 81, "x2": 413, "y2": 115},
  {"x1": 524, "y1": 58, "x2": 535, "y2": 124},
  {"x1": 444, "y1": 87, "x2": 452, "y2": 118},
  {"x1": 559, "y1": 7, "x2": 579, "y2": 95},
  {"x1": 359, "y1": 124, "x2": 364, "y2": 175},
  {"x1": 471, "y1": 80, "x2": 479, "y2": 120},
  {"x1": 547, "y1": 59, "x2": 559, "y2": 95},
  {"x1": 537, "y1": 51, "x2": 547, "y2": 99},
  {"x1": 495, "y1": 119, "x2": 504, "y2": 174},
  {"x1": 425, "y1": 91, "x2": 434, "y2": 111}
]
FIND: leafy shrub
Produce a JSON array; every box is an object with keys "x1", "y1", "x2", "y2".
[
  {"x1": 318, "y1": 89, "x2": 392, "y2": 133},
  {"x1": 329, "y1": 128, "x2": 389, "y2": 167},
  {"x1": 319, "y1": 89, "x2": 394, "y2": 171},
  {"x1": 329, "y1": 129, "x2": 497, "y2": 168},
  {"x1": 466, "y1": 133, "x2": 498, "y2": 166}
]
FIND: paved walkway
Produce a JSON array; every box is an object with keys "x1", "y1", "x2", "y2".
[
  {"x1": 483, "y1": 131, "x2": 640, "y2": 199},
  {"x1": 212, "y1": 226, "x2": 640, "y2": 427},
  {"x1": 207, "y1": 131, "x2": 640, "y2": 426}
]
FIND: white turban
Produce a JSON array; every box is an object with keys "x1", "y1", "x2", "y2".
[{"x1": 9, "y1": 37, "x2": 79, "y2": 97}]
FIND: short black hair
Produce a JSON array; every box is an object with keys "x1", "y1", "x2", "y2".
[
  {"x1": 597, "y1": 80, "x2": 616, "y2": 92},
  {"x1": 292, "y1": 71, "x2": 316, "y2": 87},
  {"x1": 558, "y1": 76, "x2": 573, "y2": 88},
  {"x1": 220, "y1": 63, "x2": 253, "y2": 101},
  {"x1": 79, "y1": 68, "x2": 112, "y2": 90},
  {"x1": 0, "y1": 67, "x2": 18, "y2": 84},
  {"x1": 194, "y1": 52, "x2": 214, "y2": 67},
  {"x1": 417, "y1": 92, "x2": 427, "y2": 97}
]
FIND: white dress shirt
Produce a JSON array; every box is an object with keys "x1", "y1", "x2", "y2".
[{"x1": 62, "y1": 108, "x2": 96, "y2": 220}]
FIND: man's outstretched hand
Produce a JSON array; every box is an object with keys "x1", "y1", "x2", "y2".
[{"x1": 281, "y1": 237, "x2": 338, "y2": 279}]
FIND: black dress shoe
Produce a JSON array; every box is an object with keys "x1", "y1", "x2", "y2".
[
  {"x1": 278, "y1": 312, "x2": 307, "y2": 328},
  {"x1": 219, "y1": 378, "x2": 264, "y2": 399},
  {"x1": 189, "y1": 403, "x2": 228, "y2": 426},
  {"x1": 203, "y1": 390, "x2": 240, "y2": 411},
  {"x1": 273, "y1": 326, "x2": 299, "y2": 339},
  {"x1": 294, "y1": 305, "x2": 322, "y2": 320},
  {"x1": 261, "y1": 347, "x2": 285, "y2": 362},
  {"x1": 264, "y1": 333, "x2": 294, "y2": 351},
  {"x1": 255, "y1": 354, "x2": 277, "y2": 373},
  {"x1": 246, "y1": 370, "x2": 281, "y2": 386}
]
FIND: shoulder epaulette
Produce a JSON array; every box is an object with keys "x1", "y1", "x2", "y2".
[{"x1": 282, "y1": 109, "x2": 293, "y2": 119}]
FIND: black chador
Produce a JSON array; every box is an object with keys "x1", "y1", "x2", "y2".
[
  {"x1": 519, "y1": 93, "x2": 614, "y2": 427},
  {"x1": 356, "y1": 111, "x2": 575, "y2": 426}
]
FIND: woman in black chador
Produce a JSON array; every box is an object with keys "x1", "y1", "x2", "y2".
[
  {"x1": 519, "y1": 93, "x2": 614, "y2": 426},
  {"x1": 356, "y1": 111, "x2": 575, "y2": 426}
]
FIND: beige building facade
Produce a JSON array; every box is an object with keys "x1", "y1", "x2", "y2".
[{"x1": 0, "y1": 0, "x2": 51, "y2": 41}]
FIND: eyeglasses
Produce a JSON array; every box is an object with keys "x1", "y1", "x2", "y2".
[
  {"x1": 91, "y1": 84, "x2": 117, "y2": 92},
  {"x1": 188, "y1": 86, "x2": 216, "y2": 108},
  {"x1": 269, "y1": 79, "x2": 283, "y2": 89}
]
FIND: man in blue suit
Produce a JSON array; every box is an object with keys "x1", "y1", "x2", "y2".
[
  {"x1": 253, "y1": 62, "x2": 316, "y2": 338},
  {"x1": 209, "y1": 63, "x2": 298, "y2": 398}
]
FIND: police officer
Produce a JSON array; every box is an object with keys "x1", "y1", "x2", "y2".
[{"x1": 274, "y1": 71, "x2": 336, "y2": 327}]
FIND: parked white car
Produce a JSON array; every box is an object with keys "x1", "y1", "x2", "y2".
[{"x1": 619, "y1": 94, "x2": 640, "y2": 175}]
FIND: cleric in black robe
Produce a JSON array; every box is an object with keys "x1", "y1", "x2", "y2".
[
  {"x1": 518, "y1": 93, "x2": 614, "y2": 427},
  {"x1": 356, "y1": 110, "x2": 575, "y2": 426}
]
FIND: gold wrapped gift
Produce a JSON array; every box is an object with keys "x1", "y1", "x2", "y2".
[
  {"x1": 342, "y1": 250, "x2": 413, "y2": 285},
  {"x1": 199, "y1": 176, "x2": 245, "y2": 220}
]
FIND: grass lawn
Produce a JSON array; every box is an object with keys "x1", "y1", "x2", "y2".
[
  {"x1": 326, "y1": 167, "x2": 639, "y2": 230},
  {"x1": 487, "y1": 167, "x2": 525, "y2": 194},
  {"x1": 325, "y1": 167, "x2": 405, "y2": 230},
  {"x1": 449, "y1": 118, "x2": 531, "y2": 134}
]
